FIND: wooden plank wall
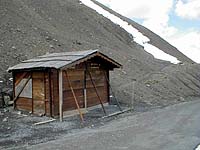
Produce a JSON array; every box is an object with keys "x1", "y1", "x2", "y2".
[
  {"x1": 50, "y1": 69, "x2": 59, "y2": 116},
  {"x1": 86, "y1": 69, "x2": 108, "y2": 107},
  {"x1": 61, "y1": 67, "x2": 108, "y2": 111},
  {"x1": 62, "y1": 69, "x2": 84, "y2": 111},
  {"x1": 14, "y1": 70, "x2": 59, "y2": 116},
  {"x1": 16, "y1": 97, "x2": 32, "y2": 112},
  {"x1": 32, "y1": 72, "x2": 45, "y2": 115},
  {"x1": 15, "y1": 72, "x2": 32, "y2": 112},
  {"x1": 14, "y1": 65, "x2": 109, "y2": 115}
]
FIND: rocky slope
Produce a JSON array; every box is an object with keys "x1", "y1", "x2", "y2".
[{"x1": 0, "y1": 0, "x2": 199, "y2": 107}]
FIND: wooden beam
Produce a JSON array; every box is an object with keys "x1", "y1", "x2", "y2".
[
  {"x1": 58, "y1": 70, "x2": 63, "y2": 122},
  {"x1": 43, "y1": 72, "x2": 47, "y2": 115},
  {"x1": 13, "y1": 75, "x2": 31, "y2": 108},
  {"x1": 101, "y1": 109, "x2": 131, "y2": 119},
  {"x1": 34, "y1": 119, "x2": 56, "y2": 126},
  {"x1": 15, "y1": 72, "x2": 28, "y2": 86},
  {"x1": 84, "y1": 89, "x2": 87, "y2": 109},
  {"x1": 48, "y1": 70, "x2": 53, "y2": 117},
  {"x1": 84, "y1": 69, "x2": 87, "y2": 109},
  {"x1": 31, "y1": 72, "x2": 33, "y2": 114},
  {"x1": 86, "y1": 69, "x2": 106, "y2": 115},
  {"x1": 12, "y1": 72, "x2": 16, "y2": 109},
  {"x1": 64, "y1": 70, "x2": 84, "y2": 122}
]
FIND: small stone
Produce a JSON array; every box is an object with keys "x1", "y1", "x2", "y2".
[
  {"x1": 122, "y1": 71, "x2": 126, "y2": 74},
  {"x1": 53, "y1": 39, "x2": 58, "y2": 42},
  {"x1": 17, "y1": 111, "x2": 22, "y2": 115},
  {"x1": 49, "y1": 44, "x2": 54, "y2": 48},
  {"x1": 180, "y1": 97, "x2": 185, "y2": 101},
  {"x1": 7, "y1": 127, "x2": 11, "y2": 130},
  {"x1": 146, "y1": 84, "x2": 150, "y2": 87},
  {"x1": 100, "y1": 122, "x2": 104, "y2": 125},
  {"x1": 12, "y1": 46, "x2": 16, "y2": 49},
  {"x1": 16, "y1": 28, "x2": 21, "y2": 32},
  {"x1": 4, "y1": 109, "x2": 9, "y2": 112},
  {"x1": 3, "y1": 117, "x2": 8, "y2": 122}
]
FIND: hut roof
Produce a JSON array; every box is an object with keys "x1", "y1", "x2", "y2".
[{"x1": 8, "y1": 50, "x2": 121, "y2": 72}]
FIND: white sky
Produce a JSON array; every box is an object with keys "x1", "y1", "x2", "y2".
[
  {"x1": 95, "y1": 0, "x2": 200, "y2": 63},
  {"x1": 175, "y1": 0, "x2": 200, "y2": 20}
]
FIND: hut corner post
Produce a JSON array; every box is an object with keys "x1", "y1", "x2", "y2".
[
  {"x1": 13, "y1": 72, "x2": 16, "y2": 109},
  {"x1": 84, "y1": 64, "x2": 87, "y2": 109},
  {"x1": 59, "y1": 69, "x2": 63, "y2": 122}
]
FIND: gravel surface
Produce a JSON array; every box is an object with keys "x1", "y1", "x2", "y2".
[
  {"x1": 28, "y1": 98, "x2": 200, "y2": 150},
  {"x1": 0, "y1": 104, "x2": 129, "y2": 149}
]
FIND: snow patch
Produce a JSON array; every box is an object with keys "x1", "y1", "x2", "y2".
[
  {"x1": 144, "y1": 44, "x2": 180, "y2": 64},
  {"x1": 80, "y1": 0, "x2": 180, "y2": 64},
  {"x1": 196, "y1": 144, "x2": 200, "y2": 150}
]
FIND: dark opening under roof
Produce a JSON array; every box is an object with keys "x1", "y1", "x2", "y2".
[{"x1": 8, "y1": 49, "x2": 122, "y2": 72}]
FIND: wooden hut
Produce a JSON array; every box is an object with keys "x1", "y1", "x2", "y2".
[{"x1": 8, "y1": 50, "x2": 121, "y2": 121}]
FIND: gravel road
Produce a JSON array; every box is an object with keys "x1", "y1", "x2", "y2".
[{"x1": 28, "y1": 98, "x2": 200, "y2": 150}]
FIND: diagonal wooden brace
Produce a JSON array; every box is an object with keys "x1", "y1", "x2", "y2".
[
  {"x1": 86, "y1": 69, "x2": 106, "y2": 115},
  {"x1": 64, "y1": 70, "x2": 84, "y2": 122},
  {"x1": 13, "y1": 75, "x2": 31, "y2": 108}
]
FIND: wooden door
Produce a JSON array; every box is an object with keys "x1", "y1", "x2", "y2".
[{"x1": 32, "y1": 72, "x2": 45, "y2": 115}]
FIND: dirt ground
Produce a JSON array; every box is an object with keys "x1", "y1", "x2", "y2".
[{"x1": 0, "y1": 104, "x2": 135, "y2": 149}]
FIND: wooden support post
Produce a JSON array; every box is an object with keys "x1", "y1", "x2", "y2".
[
  {"x1": 86, "y1": 69, "x2": 106, "y2": 115},
  {"x1": 64, "y1": 70, "x2": 84, "y2": 122},
  {"x1": 84, "y1": 69, "x2": 87, "y2": 109},
  {"x1": 31, "y1": 72, "x2": 33, "y2": 114},
  {"x1": 13, "y1": 72, "x2": 16, "y2": 109},
  {"x1": 103, "y1": 71, "x2": 122, "y2": 111},
  {"x1": 59, "y1": 70, "x2": 63, "y2": 122},
  {"x1": 84, "y1": 89, "x2": 87, "y2": 109},
  {"x1": 48, "y1": 69, "x2": 53, "y2": 117},
  {"x1": 13, "y1": 75, "x2": 31, "y2": 108}
]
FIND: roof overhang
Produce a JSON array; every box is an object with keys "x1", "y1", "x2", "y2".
[{"x1": 8, "y1": 49, "x2": 122, "y2": 72}]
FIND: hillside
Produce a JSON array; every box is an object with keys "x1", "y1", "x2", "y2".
[{"x1": 0, "y1": 0, "x2": 199, "y2": 107}]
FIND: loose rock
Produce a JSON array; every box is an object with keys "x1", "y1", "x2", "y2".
[
  {"x1": 17, "y1": 111, "x2": 22, "y2": 115},
  {"x1": 3, "y1": 117, "x2": 8, "y2": 122}
]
